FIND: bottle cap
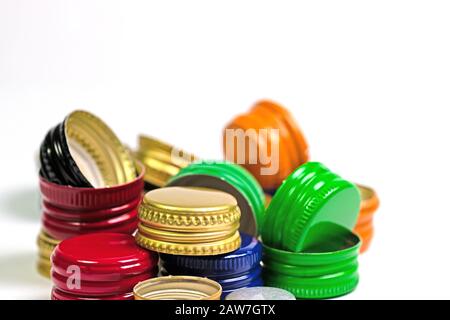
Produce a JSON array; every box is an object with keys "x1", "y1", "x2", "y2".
[
  {"x1": 136, "y1": 187, "x2": 241, "y2": 256},
  {"x1": 262, "y1": 231, "x2": 360, "y2": 299},
  {"x1": 40, "y1": 122, "x2": 93, "y2": 187},
  {"x1": 262, "y1": 162, "x2": 360, "y2": 252},
  {"x1": 220, "y1": 273, "x2": 263, "y2": 299},
  {"x1": 51, "y1": 233, "x2": 158, "y2": 297},
  {"x1": 225, "y1": 286, "x2": 296, "y2": 300},
  {"x1": 39, "y1": 165, "x2": 144, "y2": 211},
  {"x1": 168, "y1": 161, "x2": 265, "y2": 236},
  {"x1": 160, "y1": 266, "x2": 263, "y2": 300},
  {"x1": 42, "y1": 206, "x2": 138, "y2": 240},
  {"x1": 354, "y1": 184, "x2": 379, "y2": 253},
  {"x1": 52, "y1": 233, "x2": 157, "y2": 270},
  {"x1": 51, "y1": 271, "x2": 153, "y2": 296},
  {"x1": 40, "y1": 111, "x2": 136, "y2": 188},
  {"x1": 135, "y1": 135, "x2": 197, "y2": 188},
  {"x1": 51, "y1": 288, "x2": 134, "y2": 300},
  {"x1": 160, "y1": 233, "x2": 262, "y2": 277},
  {"x1": 133, "y1": 276, "x2": 222, "y2": 300},
  {"x1": 223, "y1": 100, "x2": 309, "y2": 191},
  {"x1": 42, "y1": 196, "x2": 141, "y2": 221},
  {"x1": 63, "y1": 110, "x2": 137, "y2": 187},
  {"x1": 36, "y1": 230, "x2": 60, "y2": 278}
]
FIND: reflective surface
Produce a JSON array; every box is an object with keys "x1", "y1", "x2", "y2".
[
  {"x1": 354, "y1": 184, "x2": 379, "y2": 253},
  {"x1": 262, "y1": 162, "x2": 361, "y2": 252},
  {"x1": 135, "y1": 135, "x2": 197, "y2": 187},
  {"x1": 168, "y1": 161, "x2": 265, "y2": 236},
  {"x1": 223, "y1": 100, "x2": 309, "y2": 191},
  {"x1": 225, "y1": 286, "x2": 296, "y2": 301},
  {"x1": 134, "y1": 276, "x2": 222, "y2": 300},
  {"x1": 65, "y1": 110, "x2": 137, "y2": 187}
]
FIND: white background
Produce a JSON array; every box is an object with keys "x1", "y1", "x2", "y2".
[{"x1": 0, "y1": 0, "x2": 449, "y2": 300}]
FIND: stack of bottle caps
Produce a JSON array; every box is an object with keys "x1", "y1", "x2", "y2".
[
  {"x1": 132, "y1": 160, "x2": 271, "y2": 299},
  {"x1": 261, "y1": 162, "x2": 362, "y2": 299},
  {"x1": 354, "y1": 184, "x2": 380, "y2": 253},
  {"x1": 134, "y1": 135, "x2": 197, "y2": 191},
  {"x1": 135, "y1": 187, "x2": 242, "y2": 255},
  {"x1": 160, "y1": 232, "x2": 263, "y2": 299},
  {"x1": 51, "y1": 233, "x2": 158, "y2": 300},
  {"x1": 224, "y1": 100, "x2": 380, "y2": 259},
  {"x1": 34, "y1": 99, "x2": 380, "y2": 300},
  {"x1": 36, "y1": 110, "x2": 143, "y2": 277}
]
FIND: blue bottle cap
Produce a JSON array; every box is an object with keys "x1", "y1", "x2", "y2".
[
  {"x1": 214, "y1": 267, "x2": 262, "y2": 290},
  {"x1": 160, "y1": 233, "x2": 262, "y2": 276},
  {"x1": 161, "y1": 266, "x2": 263, "y2": 300}
]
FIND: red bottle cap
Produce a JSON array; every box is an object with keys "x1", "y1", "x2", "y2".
[
  {"x1": 42, "y1": 196, "x2": 141, "y2": 221},
  {"x1": 51, "y1": 271, "x2": 153, "y2": 296},
  {"x1": 42, "y1": 208, "x2": 138, "y2": 240},
  {"x1": 51, "y1": 233, "x2": 158, "y2": 296},
  {"x1": 51, "y1": 288, "x2": 134, "y2": 300},
  {"x1": 39, "y1": 168, "x2": 144, "y2": 211}
]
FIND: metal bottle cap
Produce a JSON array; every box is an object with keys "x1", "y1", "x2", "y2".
[
  {"x1": 354, "y1": 184, "x2": 379, "y2": 253},
  {"x1": 133, "y1": 276, "x2": 222, "y2": 300},
  {"x1": 160, "y1": 233, "x2": 262, "y2": 276},
  {"x1": 225, "y1": 286, "x2": 296, "y2": 300},
  {"x1": 36, "y1": 230, "x2": 60, "y2": 278},
  {"x1": 135, "y1": 135, "x2": 197, "y2": 188},
  {"x1": 262, "y1": 162, "x2": 361, "y2": 253},
  {"x1": 262, "y1": 231, "x2": 360, "y2": 299},
  {"x1": 136, "y1": 187, "x2": 241, "y2": 256},
  {"x1": 223, "y1": 100, "x2": 309, "y2": 191},
  {"x1": 64, "y1": 110, "x2": 137, "y2": 187},
  {"x1": 51, "y1": 233, "x2": 158, "y2": 297},
  {"x1": 168, "y1": 161, "x2": 265, "y2": 236}
]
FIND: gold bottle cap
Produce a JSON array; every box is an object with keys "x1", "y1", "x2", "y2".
[
  {"x1": 138, "y1": 222, "x2": 240, "y2": 244},
  {"x1": 65, "y1": 110, "x2": 137, "y2": 187},
  {"x1": 37, "y1": 230, "x2": 60, "y2": 258},
  {"x1": 139, "y1": 187, "x2": 241, "y2": 231},
  {"x1": 36, "y1": 230, "x2": 59, "y2": 278},
  {"x1": 134, "y1": 276, "x2": 222, "y2": 300},
  {"x1": 136, "y1": 229, "x2": 241, "y2": 256},
  {"x1": 135, "y1": 135, "x2": 197, "y2": 188},
  {"x1": 37, "y1": 258, "x2": 51, "y2": 278},
  {"x1": 136, "y1": 187, "x2": 241, "y2": 255}
]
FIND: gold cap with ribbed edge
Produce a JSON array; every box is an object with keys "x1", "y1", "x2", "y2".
[
  {"x1": 135, "y1": 135, "x2": 197, "y2": 188},
  {"x1": 36, "y1": 230, "x2": 60, "y2": 278},
  {"x1": 65, "y1": 110, "x2": 137, "y2": 188},
  {"x1": 134, "y1": 276, "x2": 222, "y2": 300},
  {"x1": 136, "y1": 187, "x2": 241, "y2": 255}
]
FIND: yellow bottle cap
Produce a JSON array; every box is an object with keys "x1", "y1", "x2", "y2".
[
  {"x1": 65, "y1": 110, "x2": 137, "y2": 187},
  {"x1": 136, "y1": 187, "x2": 241, "y2": 255},
  {"x1": 36, "y1": 230, "x2": 60, "y2": 278},
  {"x1": 133, "y1": 276, "x2": 222, "y2": 300},
  {"x1": 135, "y1": 135, "x2": 197, "y2": 188}
]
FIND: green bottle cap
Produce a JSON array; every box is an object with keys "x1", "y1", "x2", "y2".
[
  {"x1": 262, "y1": 231, "x2": 360, "y2": 299},
  {"x1": 167, "y1": 161, "x2": 265, "y2": 236},
  {"x1": 262, "y1": 162, "x2": 360, "y2": 252}
]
